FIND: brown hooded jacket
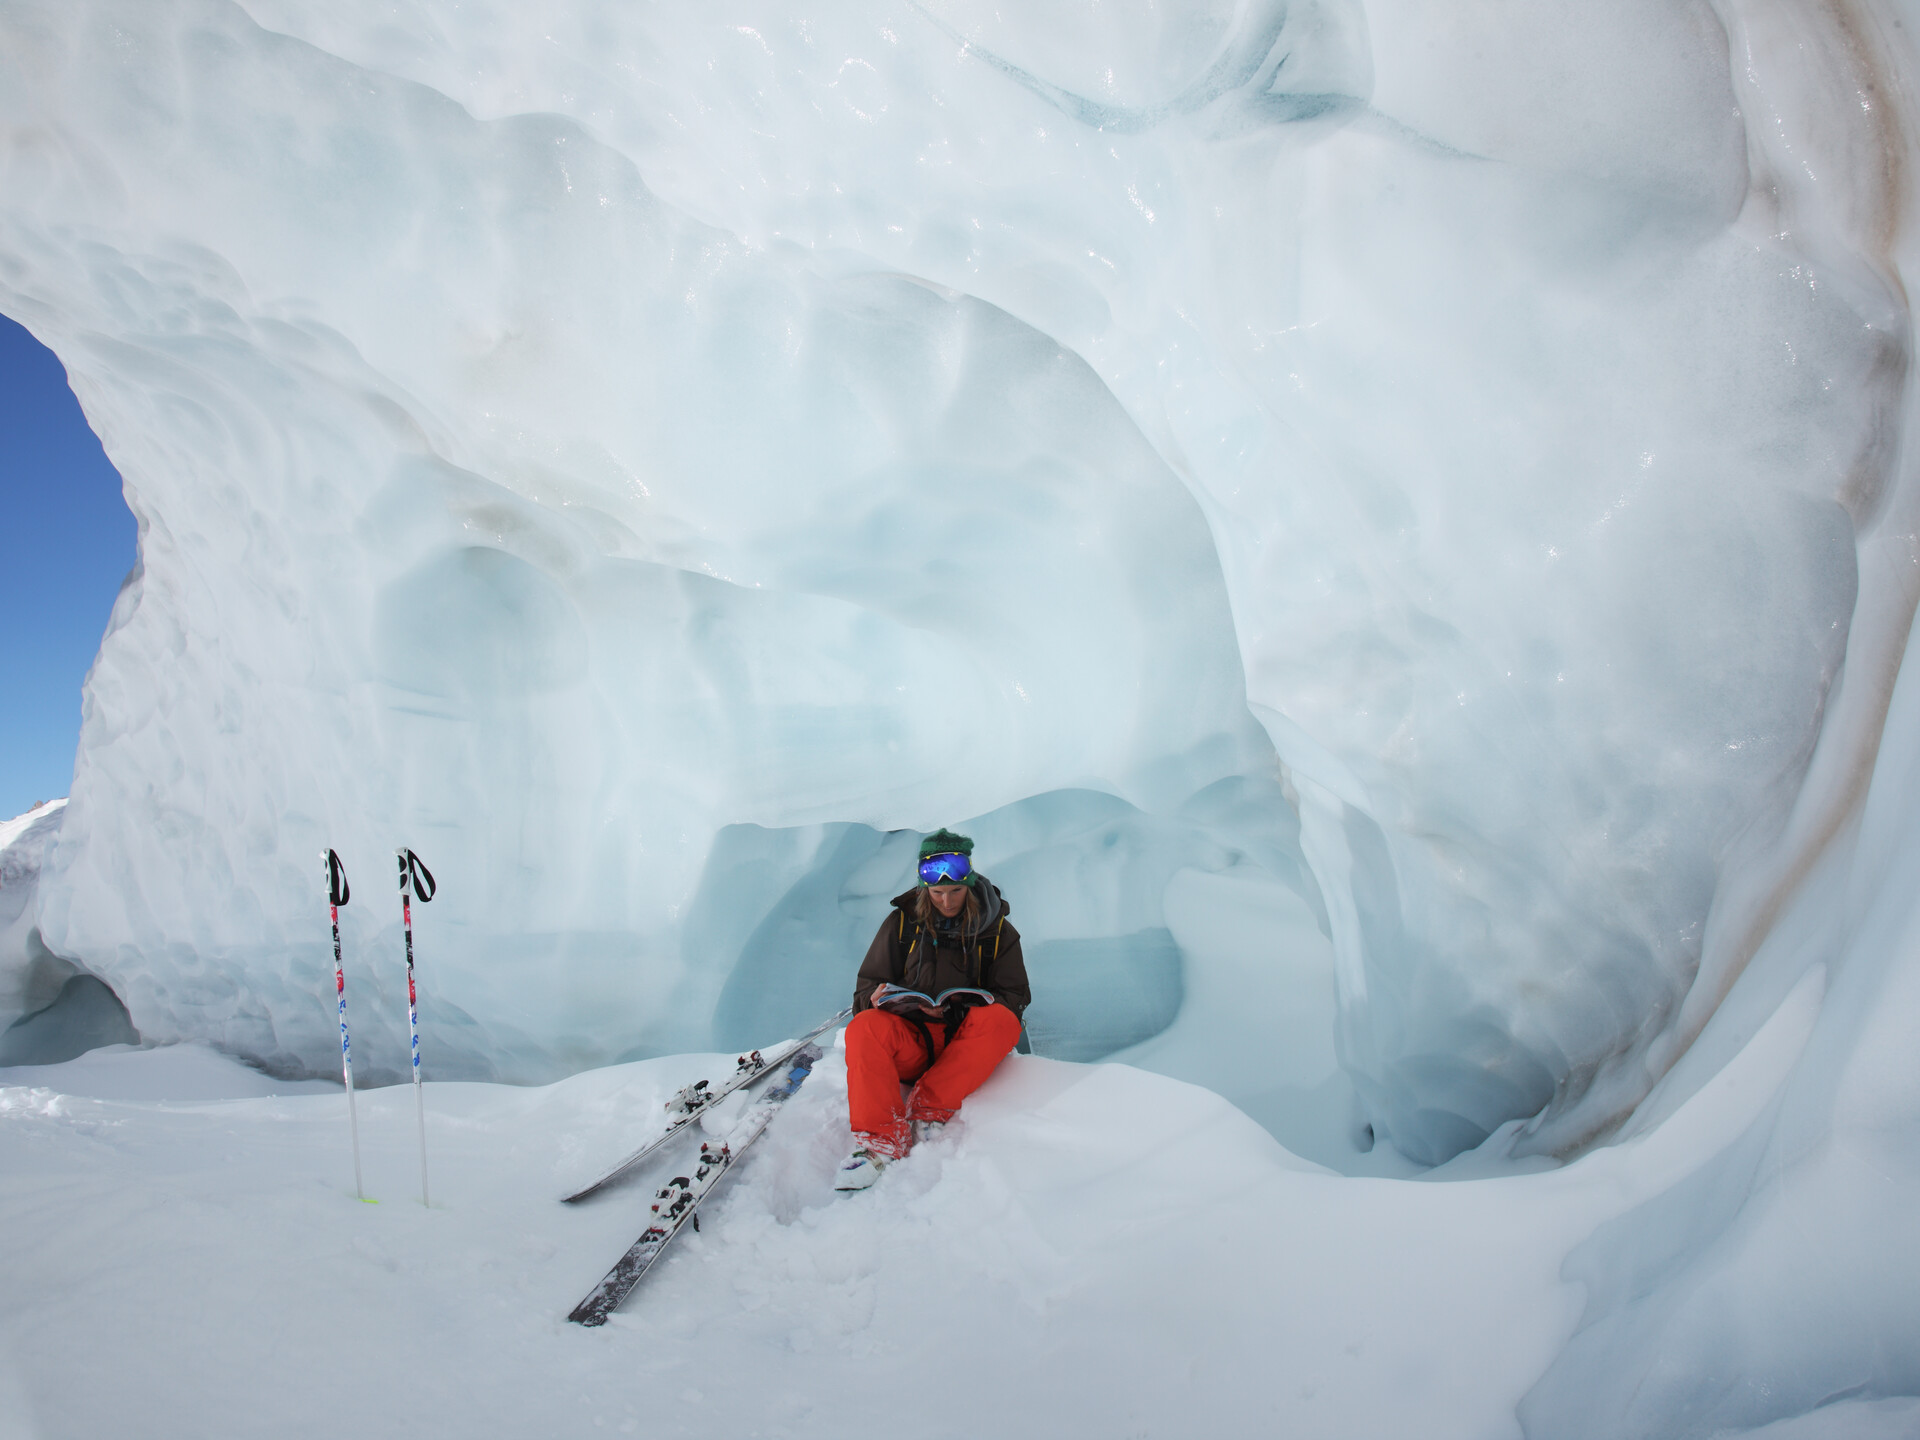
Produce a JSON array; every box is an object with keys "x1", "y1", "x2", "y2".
[{"x1": 852, "y1": 874, "x2": 1030, "y2": 1019}]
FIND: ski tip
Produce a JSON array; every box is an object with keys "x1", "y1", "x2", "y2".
[{"x1": 358, "y1": 1196, "x2": 379, "y2": 1204}]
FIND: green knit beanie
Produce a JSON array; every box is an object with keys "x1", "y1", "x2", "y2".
[{"x1": 918, "y1": 829, "x2": 974, "y2": 862}]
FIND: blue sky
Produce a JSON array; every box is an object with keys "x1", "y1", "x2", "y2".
[{"x1": 0, "y1": 313, "x2": 138, "y2": 821}]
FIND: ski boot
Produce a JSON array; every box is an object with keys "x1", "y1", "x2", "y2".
[{"x1": 834, "y1": 1146, "x2": 890, "y2": 1191}]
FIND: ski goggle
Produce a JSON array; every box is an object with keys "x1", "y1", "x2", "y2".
[{"x1": 918, "y1": 852, "x2": 973, "y2": 886}]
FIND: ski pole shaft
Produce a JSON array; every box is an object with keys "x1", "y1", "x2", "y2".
[
  {"x1": 398, "y1": 848, "x2": 430, "y2": 1208},
  {"x1": 323, "y1": 850, "x2": 365, "y2": 1201}
]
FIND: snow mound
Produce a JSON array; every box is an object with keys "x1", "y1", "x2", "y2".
[{"x1": 0, "y1": 1040, "x2": 331, "y2": 1102}]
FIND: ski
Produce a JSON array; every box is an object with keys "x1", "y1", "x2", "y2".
[
  {"x1": 566, "y1": 1042, "x2": 823, "y2": 1326},
  {"x1": 560, "y1": 1006, "x2": 850, "y2": 1204}
]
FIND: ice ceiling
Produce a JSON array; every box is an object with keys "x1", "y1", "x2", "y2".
[{"x1": 1, "y1": 0, "x2": 1916, "y2": 1182}]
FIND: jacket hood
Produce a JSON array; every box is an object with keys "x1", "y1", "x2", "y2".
[{"x1": 889, "y1": 872, "x2": 1008, "y2": 934}]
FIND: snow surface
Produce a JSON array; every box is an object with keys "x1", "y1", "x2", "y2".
[{"x1": 0, "y1": 996, "x2": 1825, "y2": 1440}]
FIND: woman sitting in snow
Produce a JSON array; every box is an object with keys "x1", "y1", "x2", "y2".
[{"x1": 835, "y1": 829, "x2": 1030, "y2": 1190}]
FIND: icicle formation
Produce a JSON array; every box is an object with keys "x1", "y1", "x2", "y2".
[
  {"x1": 396, "y1": 849, "x2": 436, "y2": 1207},
  {"x1": 322, "y1": 849, "x2": 367, "y2": 1201}
]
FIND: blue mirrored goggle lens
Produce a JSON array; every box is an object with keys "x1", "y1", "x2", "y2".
[{"x1": 918, "y1": 853, "x2": 972, "y2": 885}]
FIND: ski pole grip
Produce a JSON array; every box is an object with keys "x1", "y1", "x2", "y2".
[
  {"x1": 326, "y1": 849, "x2": 350, "y2": 907},
  {"x1": 397, "y1": 848, "x2": 436, "y2": 903}
]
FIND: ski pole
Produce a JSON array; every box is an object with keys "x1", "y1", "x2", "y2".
[
  {"x1": 323, "y1": 849, "x2": 367, "y2": 1201},
  {"x1": 397, "y1": 848, "x2": 437, "y2": 1207}
]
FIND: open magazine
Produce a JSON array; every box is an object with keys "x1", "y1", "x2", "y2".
[{"x1": 872, "y1": 985, "x2": 994, "y2": 1015}]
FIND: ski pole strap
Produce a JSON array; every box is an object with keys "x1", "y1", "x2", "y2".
[
  {"x1": 400, "y1": 849, "x2": 436, "y2": 903},
  {"x1": 327, "y1": 849, "x2": 350, "y2": 907}
]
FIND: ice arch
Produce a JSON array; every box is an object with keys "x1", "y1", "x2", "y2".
[{"x1": 0, "y1": 0, "x2": 1915, "y2": 1195}]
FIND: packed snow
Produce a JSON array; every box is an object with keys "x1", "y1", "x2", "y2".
[
  {"x1": 3, "y1": 0, "x2": 1920, "y2": 1433},
  {"x1": 0, "y1": 983, "x2": 1867, "y2": 1440}
]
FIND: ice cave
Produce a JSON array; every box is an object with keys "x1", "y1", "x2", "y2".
[{"x1": 2, "y1": 1, "x2": 1917, "y2": 1435}]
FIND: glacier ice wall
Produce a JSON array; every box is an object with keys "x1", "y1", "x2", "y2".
[
  {"x1": 1517, "y1": 539, "x2": 1920, "y2": 1438},
  {"x1": 0, "y1": 0, "x2": 1280, "y2": 1091},
  {"x1": 0, "y1": 0, "x2": 1916, "y2": 1190}
]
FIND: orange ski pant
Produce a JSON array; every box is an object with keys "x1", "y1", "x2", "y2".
[{"x1": 846, "y1": 1003, "x2": 1022, "y2": 1157}]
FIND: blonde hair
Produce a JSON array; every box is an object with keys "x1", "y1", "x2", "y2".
[{"x1": 912, "y1": 883, "x2": 982, "y2": 933}]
